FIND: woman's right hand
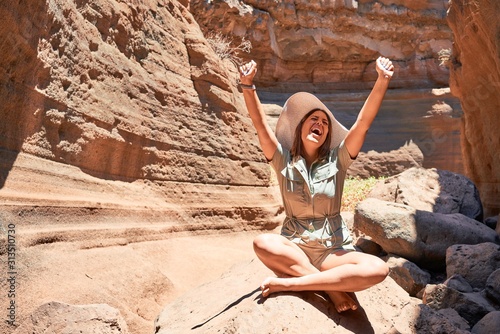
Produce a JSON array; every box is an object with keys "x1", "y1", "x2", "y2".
[{"x1": 239, "y1": 60, "x2": 257, "y2": 85}]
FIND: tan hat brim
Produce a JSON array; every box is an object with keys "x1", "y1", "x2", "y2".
[{"x1": 275, "y1": 92, "x2": 348, "y2": 151}]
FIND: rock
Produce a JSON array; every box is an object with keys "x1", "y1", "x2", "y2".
[
  {"x1": 471, "y1": 311, "x2": 500, "y2": 334},
  {"x1": 446, "y1": 243, "x2": 500, "y2": 289},
  {"x1": 13, "y1": 301, "x2": 129, "y2": 333},
  {"x1": 262, "y1": 103, "x2": 282, "y2": 131},
  {"x1": 448, "y1": 0, "x2": 500, "y2": 218},
  {"x1": 423, "y1": 284, "x2": 497, "y2": 326},
  {"x1": 354, "y1": 198, "x2": 499, "y2": 270},
  {"x1": 444, "y1": 274, "x2": 474, "y2": 293},
  {"x1": 191, "y1": 0, "x2": 452, "y2": 91},
  {"x1": 412, "y1": 304, "x2": 471, "y2": 334},
  {"x1": 385, "y1": 254, "x2": 431, "y2": 297},
  {"x1": 426, "y1": 101, "x2": 455, "y2": 117},
  {"x1": 497, "y1": 215, "x2": 500, "y2": 236},
  {"x1": 484, "y1": 215, "x2": 498, "y2": 230},
  {"x1": 356, "y1": 236, "x2": 384, "y2": 256},
  {"x1": 347, "y1": 141, "x2": 424, "y2": 179},
  {"x1": 0, "y1": 0, "x2": 281, "y2": 230},
  {"x1": 367, "y1": 167, "x2": 483, "y2": 221},
  {"x1": 155, "y1": 258, "x2": 423, "y2": 334},
  {"x1": 485, "y1": 269, "x2": 500, "y2": 304},
  {"x1": 437, "y1": 308, "x2": 470, "y2": 331}
]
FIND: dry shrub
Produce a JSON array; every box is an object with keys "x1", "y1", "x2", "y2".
[{"x1": 206, "y1": 32, "x2": 252, "y2": 66}]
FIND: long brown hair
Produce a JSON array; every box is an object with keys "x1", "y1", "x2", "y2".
[{"x1": 290, "y1": 109, "x2": 332, "y2": 162}]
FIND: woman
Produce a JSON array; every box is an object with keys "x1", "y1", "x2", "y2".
[{"x1": 239, "y1": 57, "x2": 394, "y2": 313}]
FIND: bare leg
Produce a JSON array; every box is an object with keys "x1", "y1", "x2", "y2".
[
  {"x1": 259, "y1": 250, "x2": 389, "y2": 298},
  {"x1": 253, "y1": 234, "x2": 360, "y2": 312}
]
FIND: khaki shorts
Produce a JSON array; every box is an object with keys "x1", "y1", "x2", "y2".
[
  {"x1": 296, "y1": 240, "x2": 355, "y2": 269},
  {"x1": 281, "y1": 215, "x2": 355, "y2": 269}
]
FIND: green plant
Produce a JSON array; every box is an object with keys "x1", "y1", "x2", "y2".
[{"x1": 342, "y1": 176, "x2": 385, "y2": 212}]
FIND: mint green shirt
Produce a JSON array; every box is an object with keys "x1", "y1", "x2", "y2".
[{"x1": 270, "y1": 140, "x2": 355, "y2": 247}]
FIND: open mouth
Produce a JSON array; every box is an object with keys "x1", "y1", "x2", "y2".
[{"x1": 311, "y1": 128, "x2": 322, "y2": 136}]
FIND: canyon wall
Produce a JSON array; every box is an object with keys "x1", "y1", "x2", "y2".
[
  {"x1": 191, "y1": 0, "x2": 498, "y2": 216},
  {"x1": 190, "y1": 0, "x2": 452, "y2": 91},
  {"x1": 0, "y1": 0, "x2": 496, "y2": 226},
  {"x1": 447, "y1": 0, "x2": 500, "y2": 217},
  {"x1": 0, "y1": 0, "x2": 280, "y2": 231},
  {"x1": 0, "y1": 1, "x2": 498, "y2": 332}
]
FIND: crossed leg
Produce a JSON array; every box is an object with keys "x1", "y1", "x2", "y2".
[{"x1": 253, "y1": 233, "x2": 389, "y2": 313}]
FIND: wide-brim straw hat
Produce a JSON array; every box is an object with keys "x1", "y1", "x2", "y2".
[{"x1": 275, "y1": 92, "x2": 348, "y2": 151}]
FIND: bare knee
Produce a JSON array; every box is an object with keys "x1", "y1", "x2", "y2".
[
  {"x1": 253, "y1": 233, "x2": 278, "y2": 256},
  {"x1": 369, "y1": 257, "x2": 389, "y2": 283},
  {"x1": 253, "y1": 234, "x2": 316, "y2": 277},
  {"x1": 346, "y1": 253, "x2": 389, "y2": 285}
]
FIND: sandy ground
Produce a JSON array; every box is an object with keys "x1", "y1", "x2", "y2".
[
  {"x1": 0, "y1": 227, "x2": 272, "y2": 334},
  {"x1": 0, "y1": 151, "x2": 285, "y2": 333}
]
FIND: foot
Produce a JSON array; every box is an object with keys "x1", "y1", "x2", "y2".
[
  {"x1": 326, "y1": 291, "x2": 358, "y2": 313},
  {"x1": 260, "y1": 277, "x2": 358, "y2": 313}
]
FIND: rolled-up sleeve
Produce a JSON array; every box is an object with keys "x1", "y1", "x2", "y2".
[
  {"x1": 270, "y1": 143, "x2": 288, "y2": 175},
  {"x1": 335, "y1": 139, "x2": 355, "y2": 171}
]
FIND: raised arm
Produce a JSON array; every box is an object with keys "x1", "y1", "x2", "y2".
[
  {"x1": 344, "y1": 56, "x2": 394, "y2": 158},
  {"x1": 239, "y1": 60, "x2": 278, "y2": 161}
]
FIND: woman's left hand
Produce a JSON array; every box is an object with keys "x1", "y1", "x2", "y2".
[{"x1": 376, "y1": 56, "x2": 394, "y2": 79}]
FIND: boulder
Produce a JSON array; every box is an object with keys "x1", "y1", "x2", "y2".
[
  {"x1": 13, "y1": 301, "x2": 129, "y2": 333},
  {"x1": 426, "y1": 101, "x2": 455, "y2": 117},
  {"x1": 367, "y1": 167, "x2": 483, "y2": 221},
  {"x1": 484, "y1": 215, "x2": 498, "y2": 231},
  {"x1": 385, "y1": 254, "x2": 431, "y2": 297},
  {"x1": 437, "y1": 308, "x2": 470, "y2": 332},
  {"x1": 412, "y1": 304, "x2": 470, "y2": 334},
  {"x1": 355, "y1": 236, "x2": 384, "y2": 256},
  {"x1": 485, "y1": 269, "x2": 500, "y2": 305},
  {"x1": 444, "y1": 274, "x2": 474, "y2": 294},
  {"x1": 471, "y1": 311, "x2": 500, "y2": 334},
  {"x1": 423, "y1": 284, "x2": 497, "y2": 326},
  {"x1": 347, "y1": 141, "x2": 424, "y2": 179},
  {"x1": 446, "y1": 243, "x2": 500, "y2": 289},
  {"x1": 354, "y1": 198, "x2": 499, "y2": 270}
]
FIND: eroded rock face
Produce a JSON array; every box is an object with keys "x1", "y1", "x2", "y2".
[
  {"x1": 1, "y1": 0, "x2": 264, "y2": 184},
  {"x1": 190, "y1": 0, "x2": 452, "y2": 91},
  {"x1": 0, "y1": 0, "x2": 281, "y2": 229},
  {"x1": 447, "y1": 0, "x2": 500, "y2": 217},
  {"x1": 347, "y1": 141, "x2": 424, "y2": 178}
]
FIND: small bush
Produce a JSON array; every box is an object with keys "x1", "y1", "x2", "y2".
[
  {"x1": 206, "y1": 32, "x2": 252, "y2": 66},
  {"x1": 342, "y1": 176, "x2": 385, "y2": 212}
]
